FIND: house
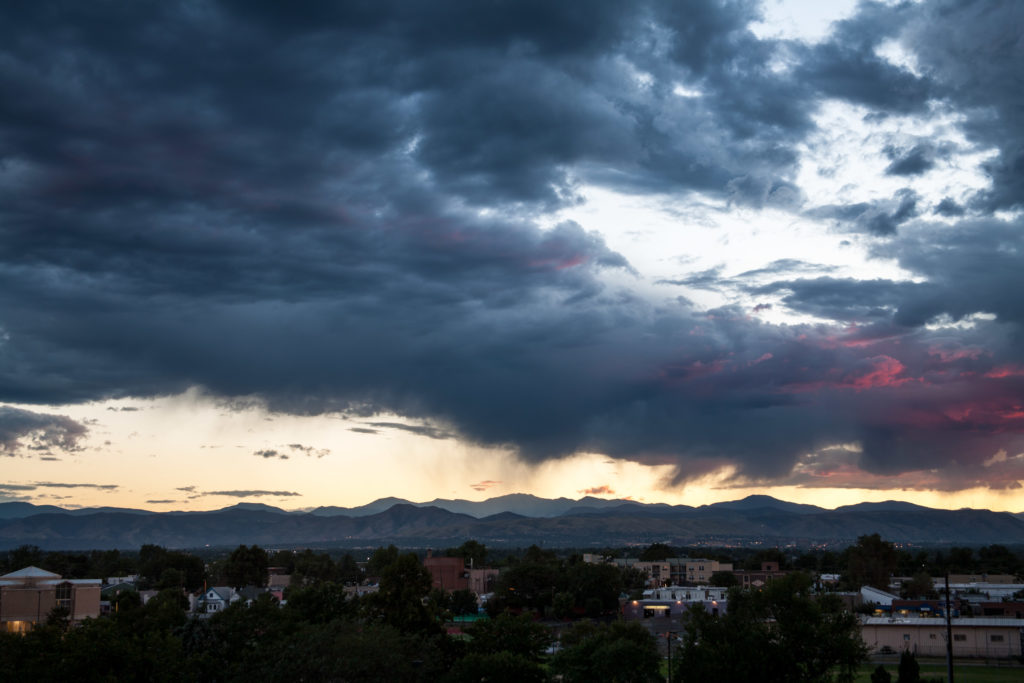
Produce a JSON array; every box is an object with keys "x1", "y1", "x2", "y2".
[
  {"x1": 861, "y1": 617, "x2": 1024, "y2": 658},
  {"x1": 199, "y1": 586, "x2": 240, "y2": 613},
  {"x1": 0, "y1": 566, "x2": 101, "y2": 633}
]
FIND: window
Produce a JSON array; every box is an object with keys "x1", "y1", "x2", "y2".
[
  {"x1": 991, "y1": 635, "x2": 1004, "y2": 642},
  {"x1": 56, "y1": 582, "x2": 72, "y2": 610},
  {"x1": 903, "y1": 634, "x2": 910, "y2": 641},
  {"x1": 953, "y1": 634, "x2": 966, "y2": 642},
  {"x1": 929, "y1": 634, "x2": 937, "y2": 640}
]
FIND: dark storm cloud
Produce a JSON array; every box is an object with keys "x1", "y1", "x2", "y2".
[
  {"x1": 884, "y1": 143, "x2": 935, "y2": 177},
  {"x1": 808, "y1": 189, "x2": 919, "y2": 235},
  {"x1": 757, "y1": 216, "x2": 1024, "y2": 332},
  {"x1": 902, "y1": 0, "x2": 1024, "y2": 211},
  {"x1": 737, "y1": 259, "x2": 837, "y2": 279},
  {"x1": 365, "y1": 423, "x2": 454, "y2": 441},
  {"x1": 0, "y1": 1, "x2": 1021, "y2": 493},
  {"x1": 0, "y1": 407, "x2": 88, "y2": 456},
  {"x1": 934, "y1": 197, "x2": 965, "y2": 217},
  {"x1": 793, "y1": 1, "x2": 931, "y2": 113},
  {"x1": 657, "y1": 267, "x2": 726, "y2": 290}
]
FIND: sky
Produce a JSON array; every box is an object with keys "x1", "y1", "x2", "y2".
[{"x1": 2, "y1": 0, "x2": 1024, "y2": 513}]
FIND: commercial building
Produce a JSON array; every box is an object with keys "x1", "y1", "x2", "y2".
[
  {"x1": 0, "y1": 566, "x2": 101, "y2": 633},
  {"x1": 861, "y1": 617, "x2": 1024, "y2": 659}
]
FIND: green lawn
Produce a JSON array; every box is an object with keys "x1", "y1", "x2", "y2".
[{"x1": 855, "y1": 659, "x2": 1024, "y2": 683}]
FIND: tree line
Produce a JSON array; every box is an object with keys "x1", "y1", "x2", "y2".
[{"x1": 0, "y1": 544, "x2": 872, "y2": 682}]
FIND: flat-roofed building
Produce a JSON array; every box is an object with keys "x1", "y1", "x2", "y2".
[
  {"x1": 0, "y1": 566, "x2": 101, "y2": 633},
  {"x1": 861, "y1": 617, "x2": 1024, "y2": 659}
]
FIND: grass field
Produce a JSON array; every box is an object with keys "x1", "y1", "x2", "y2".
[{"x1": 855, "y1": 658, "x2": 1024, "y2": 683}]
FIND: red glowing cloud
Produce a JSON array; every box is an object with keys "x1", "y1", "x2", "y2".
[{"x1": 578, "y1": 485, "x2": 615, "y2": 495}]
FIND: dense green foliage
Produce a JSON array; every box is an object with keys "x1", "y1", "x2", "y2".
[
  {"x1": 674, "y1": 573, "x2": 867, "y2": 683},
  {"x1": 1, "y1": 538, "x2": 1020, "y2": 681},
  {"x1": 550, "y1": 620, "x2": 662, "y2": 683}
]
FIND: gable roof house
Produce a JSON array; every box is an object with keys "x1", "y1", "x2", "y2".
[{"x1": 199, "y1": 586, "x2": 240, "y2": 613}]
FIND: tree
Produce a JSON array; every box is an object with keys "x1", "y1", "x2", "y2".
[
  {"x1": 446, "y1": 650, "x2": 547, "y2": 683},
  {"x1": 900, "y1": 572, "x2": 937, "y2": 600},
  {"x1": 449, "y1": 589, "x2": 479, "y2": 616},
  {"x1": 464, "y1": 611, "x2": 551, "y2": 661},
  {"x1": 742, "y1": 548, "x2": 788, "y2": 571},
  {"x1": 871, "y1": 664, "x2": 892, "y2": 683},
  {"x1": 846, "y1": 534, "x2": 897, "y2": 590},
  {"x1": 897, "y1": 649, "x2": 919, "y2": 683},
  {"x1": 551, "y1": 620, "x2": 662, "y2": 683},
  {"x1": 137, "y1": 545, "x2": 204, "y2": 591},
  {"x1": 447, "y1": 539, "x2": 487, "y2": 568},
  {"x1": 489, "y1": 550, "x2": 561, "y2": 614},
  {"x1": 978, "y1": 544, "x2": 1021, "y2": 576},
  {"x1": 365, "y1": 551, "x2": 438, "y2": 634},
  {"x1": 224, "y1": 544, "x2": 268, "y2": 588},
  {"x1": 639, "y1": 542, "x2": 673, "y2": 561},
  {"x1": 366, "y1": 544, "x2": 400, "y2": 577},
  {"x1": 709, "y1": 570, "x2": 738, "y2": 587},
  {"x1": 565, "y1": 561, "x2": 623, "y2": 615},
  {"x1": 284, "y1": 581, "x2": 355, "y2": 624},
  {"x1": 336, "y1": 552, "x2": 362, "y2": 584},
  {"x1": 291, "y1": 549, "x2": 336, "y2": 585},
  {"x1": 4, "y1": 544, "x2": 43, "y2": 572},
  {"x1": 674, "y1": 572, "x2": 866, "y2": 683}
]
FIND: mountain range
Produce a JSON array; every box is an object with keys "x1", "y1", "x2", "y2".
[{"x1": 1, "y1": 494, "x2": 1022, "y2": 550}]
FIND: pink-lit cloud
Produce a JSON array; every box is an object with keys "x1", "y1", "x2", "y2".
[{"x1": 578, "y1": 485, "x2": 615, "y2": 495}]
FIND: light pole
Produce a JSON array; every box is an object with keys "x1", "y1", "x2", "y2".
[
  {"x1": 665, "y1": 629, "x2": 680, "y2": 683},
  {"x1": 944, "y1": 572, "x2": 954, "y2": 683}
]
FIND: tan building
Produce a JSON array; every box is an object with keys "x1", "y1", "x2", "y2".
[
  {"x1": 1, "y1": 566, "x2": 101, "y2": 633},
  {"x1": 634, "y1": 561, "x2": 671, "y2": 587},
  {"x1": 861, "y1": 617, "x2": 1024, "y2": 659},
  {"x1": 673, "y1": 558, "x2": 733, "y2": 585}
]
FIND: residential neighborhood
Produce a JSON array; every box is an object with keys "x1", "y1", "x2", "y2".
[{"x1": 2, "y1": 535, "x2": 1024, "y2": 681}]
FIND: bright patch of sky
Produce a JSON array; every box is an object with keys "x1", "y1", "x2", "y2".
[
  {"x1": 749, "y1": 0, "x2": 860, "y2": 42},
  {"x1": 798, "y1": 100, "x2": 999, "y2": 210}
]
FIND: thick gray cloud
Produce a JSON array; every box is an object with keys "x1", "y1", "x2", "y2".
[
  {"x1": 0, "y1": 1, "x2": 1021, "y2": 492},
  {"x1": 203, "y1": 490, "x2": 301, "y2": 498},
  {"x1": 0, "y1": 407, "x2": 88, "y2": 456},
  {"x1": 903, "y1": 0, "x2": 1024, "y2": 211}
]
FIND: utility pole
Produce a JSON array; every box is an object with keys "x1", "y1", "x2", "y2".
[
  {"x1": 666, "y1": 631, "x2": 673, "y2": 683},
  {"x1": 945, "y1": 572, "x2": 954, "y2": 683}
]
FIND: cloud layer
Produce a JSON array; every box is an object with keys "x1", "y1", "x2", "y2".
[{"x1": 1, "y1": 1, "x2": 1022, "y2": 493}]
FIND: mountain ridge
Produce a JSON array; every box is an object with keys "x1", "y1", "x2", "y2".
[{"x1": 1, "y1": 494, "x2": 1023, "y2": 550}]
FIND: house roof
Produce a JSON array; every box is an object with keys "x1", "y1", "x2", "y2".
[
  {"x1": 205, "y1": 586, "x2": 238, "y2": 601},
  {"x1": 0, "y1": 566, "x2": 61, "y2": 580}
]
